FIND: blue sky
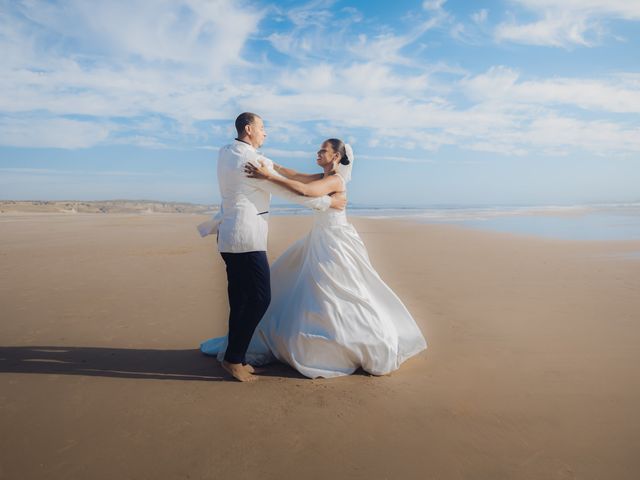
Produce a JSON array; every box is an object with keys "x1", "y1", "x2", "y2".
[{"x1": 1, "y1": 0, "x2": 639, "y2": 206}]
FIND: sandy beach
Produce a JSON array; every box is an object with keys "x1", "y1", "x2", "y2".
[{"x1": 1, "y1": 213, "x2": 639, "y2": 479}]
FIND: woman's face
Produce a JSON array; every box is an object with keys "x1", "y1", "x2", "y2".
[{"x1": 316, "y1": 141, "x2": 338, "y2": 168}]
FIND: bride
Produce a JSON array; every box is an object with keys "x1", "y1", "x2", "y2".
[{"x1": 201, "y1": 139, "x2": 427, "y2": 378}]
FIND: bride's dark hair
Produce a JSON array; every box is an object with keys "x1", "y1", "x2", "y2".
[{"x1": 325, "y1": 138, "x2": 350, "y2": 165}]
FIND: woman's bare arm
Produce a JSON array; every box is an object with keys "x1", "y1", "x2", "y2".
[
  {"x1": 245, "y1": 163, "x2": 343, "y2": 197},
  {"x1": 273, "y1": 163, "x2": 323, "y2": 184}
]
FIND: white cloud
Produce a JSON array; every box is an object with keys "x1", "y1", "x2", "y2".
[
  {"x1": 0, "y1": 0, "x2": 263, "y2": 147},
  {"x1": 350, "y1": 15, "x2": 446, "y2": 65},
  {"x1": 496, "y1": 0, "x2": 640, "y2": 47},
  {"x1": 463, "y1": 66, "x2": 640, "y2": 113},
  {"x1": 237, "y1": 61, "x2": 640, "y2": 158},
  {"x1": 0, "y1": 117, "x2": 110, "y2": 148},
  {"x1": 495, "y1": 13, "x2": 597, "y2": 47},
  {"x1": 423, "y1": 0, "x2": 447, "y2": 11},
  {"x1": 282, "y1": 0, "x2": 336, "y2": 28},
  {"x1": 15, "y1": 0, "x2": 262, "y2": 72},
  {"x1": 0, "y1": 168, "x2": 164, "y2": 177},
  {"x1": 280, "y1": 62, "x2": 432, "y2": 97},
  {"x1": 358, "y1": 154, "x2": 434, "y2": 164},
  {"x1": 268, "y1": 0, "x2": 448, "y2": 66},
  {"x1": 514, "y1": 0, "x2": 640, "y2": 18},
  {"x1": 267, "y1": 1, "x2": 362, "y2": 59},
  {"x1": 521, "y1": 114, "x2": 640, "y2": 155},
  {"x1": 0, "y1": 0, "x2": 639, "y2": 161}
]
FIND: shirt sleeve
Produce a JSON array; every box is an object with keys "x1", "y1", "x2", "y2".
[{"x1": 244, "y1": 153, "x2": 332, "y2": 211}]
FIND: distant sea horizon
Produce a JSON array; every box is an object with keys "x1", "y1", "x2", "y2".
[
  {"x1": 3, "y1": 199, "x2": 640, "y2": 241},
  {"x1": 272, "y1": 202, "x2": 640, "y2": 242}
]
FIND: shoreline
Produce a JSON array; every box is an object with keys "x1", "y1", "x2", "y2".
[
  {"x1": 2, "y1": 207, "x2": 640, "y2": 242},
  {"x1": 5, "y1": 210, "x2": 640, "y2": 249}
]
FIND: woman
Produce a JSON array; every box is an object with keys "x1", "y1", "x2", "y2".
[{"x1": 201, "y1": 139, "x2": 427, "y2": 378}]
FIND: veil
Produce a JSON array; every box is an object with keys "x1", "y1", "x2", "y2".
[{"x1": 336, "y1": 143, "x2": 354, "y2": 184}]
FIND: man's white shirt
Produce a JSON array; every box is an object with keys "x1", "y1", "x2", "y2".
[{"x1": 197, "y1": 140, "x2": 332, "y2": 253}]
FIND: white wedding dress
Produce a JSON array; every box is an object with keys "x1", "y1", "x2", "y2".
[{"x1": 201, "y1": 174, "x2": 427, "y2": 378}]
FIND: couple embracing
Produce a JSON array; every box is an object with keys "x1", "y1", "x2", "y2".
[{"x1": 198, "y1": 112, "x2": 427, "y2": 382}]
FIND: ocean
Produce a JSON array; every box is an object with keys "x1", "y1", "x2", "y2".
[{"x1": 270, "y1": 203, "x2": 640, "y2": 241}]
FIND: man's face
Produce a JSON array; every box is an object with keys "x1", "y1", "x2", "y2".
[{"x1": 248, "y1": 117, "x2": 267, "y2": 148}]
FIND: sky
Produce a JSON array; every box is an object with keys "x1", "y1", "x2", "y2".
[{"x1": 1, "y1": 0, "x2": 639, "y2": 206}]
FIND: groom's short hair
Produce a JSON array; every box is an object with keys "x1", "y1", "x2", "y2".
[{"x1": 235, "y1": 112, "x2": 260, "y2": 137}]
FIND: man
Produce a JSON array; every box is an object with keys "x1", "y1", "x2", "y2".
[{"x1": 198, "y1": 112, "x2": 346, "y2": 382}]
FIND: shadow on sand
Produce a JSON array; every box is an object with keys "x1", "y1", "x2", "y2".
[{"x1": 0, "y1": 345, "x2": 309, "y2": 382}]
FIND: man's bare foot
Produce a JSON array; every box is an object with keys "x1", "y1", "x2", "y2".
[
  {"x1": 243, "y1": 364, "x2": 256, "y2": 374},
  {"x1": 222, "y1": 361, "x2": 258, "y2": 382}
]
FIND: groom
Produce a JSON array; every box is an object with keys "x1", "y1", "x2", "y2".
[{"x1": 200, "y1": 112, "x2": 346, "y2": 382}]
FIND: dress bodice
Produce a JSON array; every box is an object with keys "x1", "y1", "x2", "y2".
[{"x1": 313, "y1": 173, "x2": 348, "y2": 227}]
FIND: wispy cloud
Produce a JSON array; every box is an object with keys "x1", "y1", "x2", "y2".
[
  {"x1": 0, "y1": 0, "x2": 640, "y2": 162},
  {"x1": 0, "y1": 168, "x2": 165, "y2": 177},
  {"x1": 0, "y1": 0, "x2": 263, "y2": 147},
  {"x1": 472, "y1": 9, "x2": 488, "y2": 24},
  {"x1": 358, "y1": 154, "x2": 434, "y2": 164},
  {"x1": 463, "y1": 67, "x2": 640, "y2": 113},
  {"x1": 495, "y1": 0, "x2": 640, "y2": 47},
  {"x1": 0, "y1": 116, "x2": 110, "y2": 148}
]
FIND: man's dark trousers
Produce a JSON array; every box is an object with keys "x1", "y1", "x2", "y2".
[{"x1": 220, "y1": 251, "x2": 271, "y2": 364}]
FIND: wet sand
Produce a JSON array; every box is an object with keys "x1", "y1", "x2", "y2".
[{"x1": 1, "y1": 213, "x2": 639, "y2": 479}]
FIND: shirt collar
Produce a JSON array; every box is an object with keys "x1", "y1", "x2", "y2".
[{"x1": 234, "y1": 138, "x2": 255, "y2": 151}]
